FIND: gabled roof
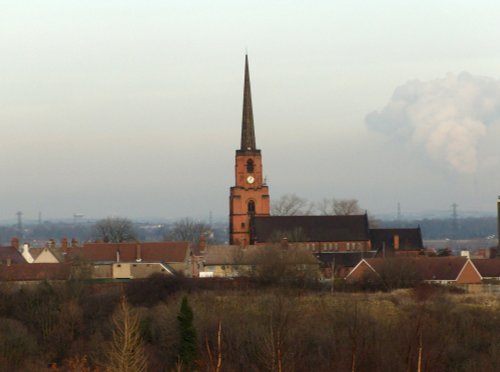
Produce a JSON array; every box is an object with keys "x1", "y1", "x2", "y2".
[
  {"x1": 370, "y1": 228, "x2": 423, "y2": 252},
  {"x1": 471, "y1": 259, "x2": 500, "y2": 278},
  {"x1": 358, "y1": 256, "x2": 472, "y2": 281},
  {"x1": 253, "y1": 215, "x2": 370, "y2": 243},
  {"x1": 30, "y1": 247, "x2": 61, "y2": 262},
  {"x1": 70, "y1": 242, "x2": 190, "y2": 263},
  {"x1": 0, "y1": 263, "x2": 71, "y2": 281},
  {"x1": 0, "y1": 246, "x2": 26, "y2": 264}
]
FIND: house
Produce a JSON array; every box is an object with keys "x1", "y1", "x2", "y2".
[
  {"x1": 346, "y1": 256, "x2": 482, "y2": 285},
  {"x1": 201, "y1": 243, "x2": 320, "y2": 279},
  {"x1": 0, "y1": 244, "x2": 26, "y2": 265},
  {"x1": 29, "y1": 247, "x2": 61, "y2": 263},
  {"x1": 252, "y1": 215, "x2": 372, "y2": 252},
  {"x1": 0, "y1": 263, "x2": 72, "y2": 282},
  {"x1": 314, "y1": 251, "x2": 377, "y2": 279},
  {"x1": 369, "y1": 228, "x2": 424, "y2": 256},
  {"x1": 67, "y1": 241, "x2": 191, "y2": 279}
]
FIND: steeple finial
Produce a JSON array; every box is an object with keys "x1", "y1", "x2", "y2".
[{"x1": 241, "y1": 54, "x2": 256, "y2": 151}]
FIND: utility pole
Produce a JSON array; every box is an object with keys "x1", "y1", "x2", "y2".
[
  {"x1": 16, "y1": 211, "x2": 23, "y2": 240},
  {"x1": 451, "y1": 203, "x2": 458, "y2": 240}
]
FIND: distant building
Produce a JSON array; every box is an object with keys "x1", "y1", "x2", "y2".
[
  {"x1": 346, "y1": 256, "x2": 482, "y2": 285},
  {"x1": 67, "y1": 241, "x2": 191, "y2": 279}
]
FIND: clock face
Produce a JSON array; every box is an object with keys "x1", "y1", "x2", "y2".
[{"x1": 246, "y1": 175, "x2": 255, "y2": 184}]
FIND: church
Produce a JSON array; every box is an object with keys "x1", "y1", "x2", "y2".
[{"x1": 228, "y1": 56, "x2": 423, "y2": 256}]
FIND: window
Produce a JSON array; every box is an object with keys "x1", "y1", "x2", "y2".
[
  {"x1": 246, "y1": 159, "x2": 254, "y2": 173},
  {"x1": 248, "y1": 200, "x2": 255, "y2": 214},
  {"x1": 334, "y1": 243, "x2": 338, "y2": 251},
  {"x1": 241, "y1": 222, "x2": 245, "y2": 228}
]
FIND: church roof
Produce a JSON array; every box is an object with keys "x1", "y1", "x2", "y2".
[
  {"x1": 240, "y1": 54, "x2": 257, "y2": 152},
  {"x1": 252, "y1": 215, "x2": 370, "y2": 243},
  {"x1": 370, "y1": 228, "x2": 423, "y2": 252}
]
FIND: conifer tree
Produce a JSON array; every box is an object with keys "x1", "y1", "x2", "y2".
[{"x1": 177, "y1": 296, "x2": 197, "y2": 370}]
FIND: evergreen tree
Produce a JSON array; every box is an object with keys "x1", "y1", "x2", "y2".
[{"x1": 177, "y1": 296, "x2": 197, "y2": 370}]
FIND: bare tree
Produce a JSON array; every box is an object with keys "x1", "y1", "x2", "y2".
[
  {"x1": 105, "y1": 296, "x2": 148, "y2": 372},
  {"x1": 271, "y1": 194, "x2": 313, "y2": 216},
  {"x1": 317, "y1": 198, "x2": 363, "y2": 215},
  {"x1": 165, "y1": 218, "x2": 211, "y2": 244},
  {"x1": 92, "y1": 217, "x2": 136, "y2": 243}
]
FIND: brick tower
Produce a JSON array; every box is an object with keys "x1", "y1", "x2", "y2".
[{"x1": 229, "y1": 55, "x2": 270, "y2": 245}]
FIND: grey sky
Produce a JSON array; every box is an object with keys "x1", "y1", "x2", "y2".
[{"x1": 2, "y1": 1, "x2": 500, "y2": 221}]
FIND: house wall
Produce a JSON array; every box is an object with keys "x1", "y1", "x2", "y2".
[
  {"x1": 345, "y1": 261, "x2": 372, "y2": 282},
  {"x1": 130, "y1": 263, "x2": 172, "y2": 278},
  {"x1": 456, "y1": 261, "x2": 482, "y2": 284},
  {"x1": 113, "y1": 263, "x2": 132, "y2": 279},
  {"x1": 34, "y1": 249, "x2": 59, "y2": 263},
  {"x1": 168, "y1": 262, "x2": 188, "y2": 275},
  {"x1": 92, "y1": 265, "x2": 112, "y2": 278}
]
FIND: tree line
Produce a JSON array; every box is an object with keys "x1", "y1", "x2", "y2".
[{"x1": 0, "y1": 277, "x2": 499, "y2": 371}]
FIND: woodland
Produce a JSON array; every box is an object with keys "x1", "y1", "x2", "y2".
[{"x1": 0, "y1": 276, "x2": 499, "y2": 372}]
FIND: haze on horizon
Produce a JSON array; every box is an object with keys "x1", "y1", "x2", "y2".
[{"x1": 2, "y1": 1, "x2": 500, "y2": 223}]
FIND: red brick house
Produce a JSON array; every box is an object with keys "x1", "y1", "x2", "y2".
[
  {"x1": 0, "y1": 263, "x2": 72, "y2": 282},
  {"x1": 346, "y1": 256, "x2": 482, "y2": 285},
  {"x1": 67, "y1": 241, "x2": 191, "y2": 279}
]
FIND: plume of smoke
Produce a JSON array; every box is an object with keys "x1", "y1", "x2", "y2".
[{"x1": 366, "y1": 72, "x2": 500, "y2": 173}]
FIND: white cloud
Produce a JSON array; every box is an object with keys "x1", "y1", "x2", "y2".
[{"x1": 366, "y1": 72, "x2": 500, "y2": 173}]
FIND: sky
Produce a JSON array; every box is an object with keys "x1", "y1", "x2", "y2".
[{"x1": 2, "y1": 1, "x2": 500, "y2": 222}]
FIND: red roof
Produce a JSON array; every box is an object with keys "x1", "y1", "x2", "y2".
[
  {"x1": 0, "y1": 246, "x2": 26, "y2": 264},
  {"x1": 471, "y1": 259, "x2": 500, "y2": 278},
  {"x1": 0, "y1": 263, "x2": 71, "y2": 281},
  {"x1": 71, "y1": 242, "x2": 189, "y2": 263},
  {"x1": 362, "y1": 256, "x2": 471, "y2": 281}
]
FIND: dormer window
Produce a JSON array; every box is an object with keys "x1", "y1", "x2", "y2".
[{"x1": 246, "y1": 159, "x2": 254, "y2": 173}]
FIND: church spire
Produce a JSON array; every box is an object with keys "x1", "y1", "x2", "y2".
[{"x1": 241, "y1": 54, "x2": 257, "y2": 151}]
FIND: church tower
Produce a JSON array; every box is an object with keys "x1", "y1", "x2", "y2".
[{"x1": 229, "y1": 55, "x2": 270, "y2": 245}]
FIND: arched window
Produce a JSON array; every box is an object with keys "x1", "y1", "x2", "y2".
[
  {"x1": 248, "y1": 200, "x2": 256, "y2": 214},
  {"x1": 246, "y1": 159, "x2": 254, "y2": 173}
]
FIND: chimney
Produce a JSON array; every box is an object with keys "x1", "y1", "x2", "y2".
[
  {"x1": 281, "y1": 237, "x2": 289, "y2": 249},
  {"x1": 136, "y1": 243, "x2": 142, "y2": 262},
  {"x1": 393, "y1": 235, "x2": 400, "y2": 250},
  {"x1": 11, "y1": 237, "x2": 19, "y2": 250},
  {"x1": 71, "y1": 238, "x2": 78, "y2": 248},
  {"x1": 21, "y1": 243, "x2": 34, "y2": 263},
  {"x1": 198, "y1": 235, "x2": 207, "y2": 253},
  {"x1": 61, "y1": 238, "x2": 68, "y2": 253},
  {"x1": 6, "y1": 257, "x2": 11, "y2": 266},
  {"x1": 116, "y1": 248, "x2": 120, "y2": 263}
]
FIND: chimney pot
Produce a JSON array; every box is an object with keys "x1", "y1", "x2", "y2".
[{"x1": 11, "y1": 237, "x2": 19, "y2": 250}]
